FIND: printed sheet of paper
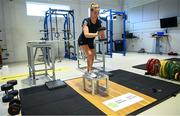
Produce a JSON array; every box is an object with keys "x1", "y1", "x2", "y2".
[{"x1": 103, "y1": 93, "x2": 144, "y2": 112}]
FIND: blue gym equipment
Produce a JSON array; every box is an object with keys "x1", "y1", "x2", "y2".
[
  {"x1": 99, "y1": 9, "x2": 127, "y2": 57},
  {"x1": 43, "y1": 8, "x2": 77, "y2": 60}
]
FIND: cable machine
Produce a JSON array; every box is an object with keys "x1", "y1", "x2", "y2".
[
  {"x1": 43, "y1": 8, "x2": 77, "y2": 60},
  {"x1": 99, "y1": 9, "x2": 127, "y2": 57}
]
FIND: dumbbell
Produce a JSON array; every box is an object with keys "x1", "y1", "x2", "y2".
[
  {"x1": 7, "y1": 80, "x2": 19, "y2": 98},
  {"x1": 1, "y1": 83, "x2": 14, "y2": 103},
  {"x1": 1, "y1": 80, "x2": 18, "y2": 103},
  {"x1": 8, "y1": 99, "x2": 21, "y2": 115}
]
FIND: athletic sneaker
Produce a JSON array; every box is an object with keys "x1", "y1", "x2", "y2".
[
  {"x1": 84, "y1": 71, "x2": 89, "y2": 76},
  {"x1": 88, "y1": 70, "x2": 97, "y2": 78}
]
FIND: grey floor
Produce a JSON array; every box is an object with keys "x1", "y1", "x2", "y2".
[{"x1": 0, "y1": 52, "x2": 180, "y2": 116}]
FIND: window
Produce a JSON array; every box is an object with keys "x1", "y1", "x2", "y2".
[
  {"x1": 26, "y1": 2, "x2": 70, "y2": 16},
  {"x1": 88, "y1": 8, "x2": 116, "y2": 20}
]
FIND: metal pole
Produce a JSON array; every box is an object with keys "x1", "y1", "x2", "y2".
[
  {"x1": 123, "y1": 13, "x2": 126, "y2": 56},
  {"x1": 44, "y1": 12, "x2": 49, "y2": 40},
  {"x1": 102, "y1": 41, "x2": 105, "y2": 72},
  {"x1": 98, "y1": 37, "x2": 101, "y2": 54},
  {"x1": 55, "y1": 11, "x2": 58, "y2": 33},
  {"x1": 51, "y1": 45, "x2": 55, "y2": 80},
  {"x1": 30, "y1": 46, "x2": 36, "y2": 85},
  {"x1": 49, "y1": 8, "x2": 53, "y2": 40},
  {"x1": 72, "y1": 11, "x2": 77, "y2": 60},
  {"x1": 109, "y1": 9, "x2": 113, "y2": 58},
  {"x1": 42, "y1": 48, "x2": 48, "y2": 76},
  {"x1": 67, "y1": 13, "x2": 70, "y2": 59},
  {"x1": 77, "y1": 44, "x2": 80, "y2": 68},
  {"x1": 44, "y1": 13, "x2": 47, "y2": 39},
  {"x1": 44, "y1": 12, "x2": 49, "y2": 62},
  {"x1": 64, "y1": 15, "x2": 67, "y2": 58},
  {"x1": 106, "y1": 17, "x2": 109, "y2": 54},
  {"x1": 27, "y1": 45, "x2": 32, "y2": 78}
]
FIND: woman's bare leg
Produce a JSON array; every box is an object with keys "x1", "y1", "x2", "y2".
[
  {"x1": 89, "y1": 49, "x2": 95, "y2": 71},
  {"x1": 80, "y1": 45, "x2": 94, "y2": 72}
]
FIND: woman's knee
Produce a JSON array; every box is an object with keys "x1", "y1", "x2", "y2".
[
  {"x1": 87, "y1": 51, "x2": 94, "y2": 59},
  {"x1": 80, "y1": 45, "x2": 94, "y2": 59}
]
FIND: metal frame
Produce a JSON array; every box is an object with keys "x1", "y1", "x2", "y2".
[
  {"x1": 83, "y1": 72, "x2": 109, "y2": 95},
  {"x1": 99, "y1": 9, "x2": 127, "y2": 57},
  {"x1": 77, "y1": 40, "x2": 111, "y2": 75},
  {"x1": 27, "y1": 41, "x2": 56, "y2": 85},
  {"x1": 44, "y1": 8, "x2": 77, "y2": 60},
  {"x1": 152, "y1": 35, "x2": 169, "y2": 54}
]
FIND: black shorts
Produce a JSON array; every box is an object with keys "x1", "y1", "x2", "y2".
[{"x1": 78, "y1": 38, "x2": 94, "y2": 49}]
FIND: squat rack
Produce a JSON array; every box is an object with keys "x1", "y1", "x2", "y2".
[
  {"x1": 99, "y1": 9, "x2": 127, "y2": 57},
  {"x1": 43, "y1": 8, "x2": 77, "y2": 60}
]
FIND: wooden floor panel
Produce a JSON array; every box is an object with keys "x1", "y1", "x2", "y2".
[{"x1": 66, "y1": 77, "x2": 156, "y2": 116}]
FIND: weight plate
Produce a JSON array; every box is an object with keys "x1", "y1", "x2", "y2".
[
  {"x1": 177, "y1": 73, "x2": 180, "y2": 81},
  {"x1": 164, "y1": 61, "x2": 170, "y2": 78},
  {"x1": 159, "y1": 60, "x2": 164, "y2": 77},
  {"x1": 9, "y1": 99, "x2": 21, "y2": 106},
  {"x1": 149, "y1": 59, "x2": 156, "y2": 75},
  {"x1": 2, "y1": 94, "x2": 14, "y2": 103},
  {"x1": 8, "y1": 104, "x2": 20, "y2": 115},
  {"x1": 1, "y1": 84, "x2": 13, "y2": 91},
  {"x1": 8, "y1": 90, "x2": 18, "y2": 97},
  {"x1": 169, "y1": 62, "x2": 174, "y2": 79},
  {"x1": 146, "y1": 58, "x2": 154, "y2": 73},
  {"x1": 153, "y1": 59, "x2": 161, "y2": 75},
  {"x1": 7, "y1": 80, "x2": 17, "y2": 86},
  {"x1": 160, "y1": 60, "x2": 168, "y2": 78}
]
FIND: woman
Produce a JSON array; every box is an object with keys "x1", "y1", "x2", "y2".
[{"x1": 78, "y1": 2, "x2": 105, "y2": 77}]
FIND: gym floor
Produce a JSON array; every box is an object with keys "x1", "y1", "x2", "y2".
[{"x1": 0, "y1": 52, "x2": 180, "y2": 116}]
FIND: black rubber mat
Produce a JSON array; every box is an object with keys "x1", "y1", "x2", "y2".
[
  {"x1": 132, "y1": 58, "x2": 180, "y2": 70},
  {"x1": 110, "y1": 69, "x2": 180, "y2": 115},
  {"x1": 168, "y1": 58, "x2": 180, "y2": 62},
  {"x1": 132, "y1": 64, "x2": 146, "y2": 70},
  {"x1": 20, "y1": 85, "x2": 105, "y2": 115},
  {"x1": 20, "y1": 69, "x2": 180, "y2": 115}
]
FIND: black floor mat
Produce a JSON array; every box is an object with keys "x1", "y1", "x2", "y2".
[
  {"x1": 132, "y1": 64, "x2": 146, "y2": 70},
  {"x1": 168, "y1": 58, "x2": 180, "y2": 62},
  {"x1": 132, "y1": 58, "x2": 180, "y2": 70},
  {"x1": 110, "y1": 69, "x2": 180, "y2": 115},
  {"x1": 20, "y1": 69, "x2": 180, "y2": 115},
  {"x1": 20, "y1": 85, "x2": 105, "y2": 115}
]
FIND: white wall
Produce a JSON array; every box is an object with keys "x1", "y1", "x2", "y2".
[
  {"x1": 0, "y1": 0, "x2": 3, "y2": 43},
  {"x1": 0, "y1": 0, "x2": 8, "y2": 62},
  {"x1": 1, "y1": 0, "x2": 122, "y2": 63},
  {"x1": 124, "y1": 0, "x2": 180, "y2": 54},
  {"x1": 123, "y1": 0, "x2": 158, "y2": 9}
]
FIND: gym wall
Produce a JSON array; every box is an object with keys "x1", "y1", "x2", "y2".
[
  {"x1": 0, "y1": 0, "x2": 3, "y2": 42},
  {"x1": 0, "y1": 0, "x2": 7, "y2": 59},
  {"x1": 0, "y1": 0, "x2": 122, "y2": 63},
  {"x1": 124, "y1": 0, "x2": 180, "y2": 54},
  {"x1": 1, "y1": 0, "x2": 122, "y2": 63}
]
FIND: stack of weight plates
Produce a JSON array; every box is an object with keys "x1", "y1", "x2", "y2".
[{"x1": 160, "y1": 60, "x2": 180, "y2": 81}]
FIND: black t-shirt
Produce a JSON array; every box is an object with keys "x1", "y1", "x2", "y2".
[{"x1": 78, "y1": 18, "x2": 102, "y2": 44}]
